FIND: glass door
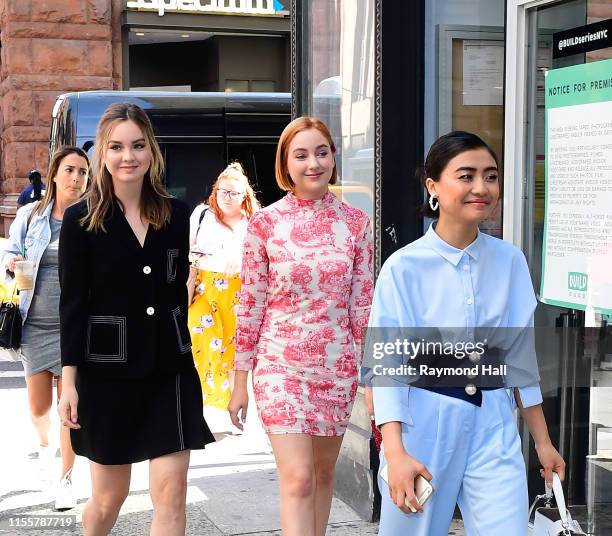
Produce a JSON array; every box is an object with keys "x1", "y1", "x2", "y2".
[{"x1": 517, "y1": 1, "x2": 612, "y2": 533}]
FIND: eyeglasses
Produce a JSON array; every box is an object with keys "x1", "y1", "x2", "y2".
[{"x1": 217, "y1": 188, "x2": 245, "y2": 200}]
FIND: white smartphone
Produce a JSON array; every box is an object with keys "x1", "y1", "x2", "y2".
[{"x1": 379, "y1": 464, "x2": 434, "y2": 512}]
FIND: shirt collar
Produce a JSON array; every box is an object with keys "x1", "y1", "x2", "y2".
[
  {"x1": 26, "y1": 202, "x2": 54, "y2": 226},
  {"x1": 424, "y1": 222, "x2": 482, "y2": 266},
  {"x1": 39, "y1": 201, "x2": 54, "y2": 219},
  {"x1": 286, "y1": 190, "x2": 335, "y2": 209}
]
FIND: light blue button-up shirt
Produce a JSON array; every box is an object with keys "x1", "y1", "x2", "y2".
[{"x1": 369, "y1": 224, "x2": 543, "y2": 427}]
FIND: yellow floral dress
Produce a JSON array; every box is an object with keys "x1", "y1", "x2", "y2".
[
  {"x1": 187, "y1": 205, "x2": 248, "y2": 409},
  {"x1": 188, "y1": 271, "x2": 241, "y2": 408}
]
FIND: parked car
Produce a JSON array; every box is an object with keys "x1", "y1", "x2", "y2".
[{"x1": 49, "y1": 91, "x2": 292, "y2": 211}]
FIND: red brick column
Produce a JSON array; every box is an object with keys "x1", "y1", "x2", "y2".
[{"x1": 0, "y1": 0, "x2": 123, "y2": 235}]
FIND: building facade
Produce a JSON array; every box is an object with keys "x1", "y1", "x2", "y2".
[
  {"x1": 0, "y1": 0, "x2": 123, "y2": 234},
  {"x1": 0, "y1": 0, "x2": 290, "y2": 233},
  {"x1": 292, "y1": 1, "x2": 612, "y2": 533}
]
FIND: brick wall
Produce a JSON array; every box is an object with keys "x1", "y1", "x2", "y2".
[{"x1": 0, "y1": 0, "x2": 122, "y2": 234}]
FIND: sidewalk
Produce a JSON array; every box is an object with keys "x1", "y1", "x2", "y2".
[{"x1": 0, "y1": 359, "x2": 465, "y2": 535}]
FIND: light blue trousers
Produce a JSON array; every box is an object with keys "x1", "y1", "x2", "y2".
[{"x1": 378, "y1": 388, "x2": 528, "y2": 536}]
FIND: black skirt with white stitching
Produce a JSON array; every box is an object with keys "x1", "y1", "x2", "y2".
[{"x1": 71, "y1": 366, "x2": 214, "y2": 465}]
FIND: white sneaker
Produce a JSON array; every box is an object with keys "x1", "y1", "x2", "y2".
[
  {"x1": 37, "y1": 445, "x2": 55, "y2": 490},
  {"x1": 54, "y1": 469, "x2": 76, "y2": 511}
]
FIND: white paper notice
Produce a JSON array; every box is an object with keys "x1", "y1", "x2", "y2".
[
  {"x1": 462, "y1": 42, "x2": 504, "y2": 106},
  {"x1": 543, "y1": 101, "x2": 612, "y2": 311}
]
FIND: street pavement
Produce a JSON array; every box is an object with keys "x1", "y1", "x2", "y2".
[{"x1": 0, "y1": 358, "x2": 466, "y2": 535}]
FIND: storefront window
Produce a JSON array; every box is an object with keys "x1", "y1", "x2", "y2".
[
  {"x1": 301, "y1": 0, "x2": 375, "y2": 219},
  {"x1": 424, "y1": 0, "x2": 506, "y2": 237},
  {"x1": 519, "y1": 1, "x2": 612, "y2": 533}
]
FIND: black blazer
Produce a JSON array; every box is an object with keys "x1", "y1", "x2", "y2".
[{"x1": 59, "y1": 198, "x2": 194, "y2": 379}]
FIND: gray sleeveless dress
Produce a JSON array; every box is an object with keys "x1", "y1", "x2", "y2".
[{"x1": 20, "y1": 217, "x2": 63, "y2": 377}]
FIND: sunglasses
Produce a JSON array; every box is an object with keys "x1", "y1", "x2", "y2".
[{"x1": 217, "y1": 188, "x2": 245, "y2": 200}]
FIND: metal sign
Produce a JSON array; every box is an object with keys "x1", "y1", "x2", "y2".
[
  {"x1": 126, "y1": 0, "x2": 288, "y2": 17},
  {"x1": 553, "y1": 19, "x2": 612, "y2": 59}
]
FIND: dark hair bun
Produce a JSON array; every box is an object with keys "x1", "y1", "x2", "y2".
[{"x1": 419, "y1": 131, "x2": 499, "y2": 218}]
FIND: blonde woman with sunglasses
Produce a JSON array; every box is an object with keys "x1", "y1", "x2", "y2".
[{"x1": 187, "y1": 163, "x2": 260, "y2": 411}]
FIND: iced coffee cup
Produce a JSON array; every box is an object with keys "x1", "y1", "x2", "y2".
[{"x1": 14, "y1": 260, "x2": 35, "y2": 291}]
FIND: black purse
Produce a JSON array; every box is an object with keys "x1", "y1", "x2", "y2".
[
  {"x1": 0, "y1": 220, "x2": 31, "y2": 352},
  {"x1": 1, "y1": 221, "x2": 27, "y2": 351},
  {"x1": 0, "y1": 286, "x2": 22, "y2": 349}
]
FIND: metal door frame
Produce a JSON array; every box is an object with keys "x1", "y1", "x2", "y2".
[{"x1": 504, "y1": 0, "x2": 560, "y2": 247}]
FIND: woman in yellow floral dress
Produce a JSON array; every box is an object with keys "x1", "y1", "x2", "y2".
[{"x1": 188, "y1": 163, "x2": 260, "y2": 408}]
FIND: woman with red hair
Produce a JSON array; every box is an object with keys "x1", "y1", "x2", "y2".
[
  {"x1": 229, "y1": 117, "x2": 373, "y2": 535},
  {"x1": 188, "y1": 162, "x2": 259, "y2": 410}
]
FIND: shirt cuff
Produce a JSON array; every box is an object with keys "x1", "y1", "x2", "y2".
[
  {"x1": 516, "y1": 384, "x2": 543, "y2": 408},
  {"x1": 233, "y1": 353, "x2": 254, "y2": 371},
  {"x1": 372, "y1": 386, "x2": 412, "y2": 427}
]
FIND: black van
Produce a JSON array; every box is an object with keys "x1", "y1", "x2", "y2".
[{"x1": 49, "y1": 91, "x2": 291, "y2": 211}]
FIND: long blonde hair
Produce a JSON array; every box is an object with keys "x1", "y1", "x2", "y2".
[
  {"x1": 81, "y1": 103, "x2": 171, "y2": 232},
  {"x1": 30, "y1": 146, "x2": 90, "y2": 222},
  {"x1": 207, "y1": 162, "x2": 260, "y2": 230}
]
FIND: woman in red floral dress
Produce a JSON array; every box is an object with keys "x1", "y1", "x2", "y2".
[{"x1": 228, "y1": 117, "x2": 373, "y2": 535}]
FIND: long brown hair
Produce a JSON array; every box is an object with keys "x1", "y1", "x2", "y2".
[
  {"x1": 81, "y1": 103, "x2": 171, "y2": 232},
  {"x1": 275, "y1": 116, "x2": 338, "y2": 191},
  {"x1": 30, "y1": 146, "x2": 90, "y2": 221},
  {"x1": 207, "y1": 162, "x2": 260, "y2": 230}
]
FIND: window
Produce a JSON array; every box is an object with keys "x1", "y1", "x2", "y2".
[
  {"x1": 225, "y1": 80, "x2": 249, "y2": 92},
  {"x1": 300, "y1": 0, "x2": 375, "y2": 220},
  {"x1": 251, "y1": 80, "x2": 276, "y2": 92},
  {"x1": 426, "y1": 0, "x2": 506, "y2": 237},
  {"x1": 225, "y1": 80, "x2": 276, "y2": 92}
]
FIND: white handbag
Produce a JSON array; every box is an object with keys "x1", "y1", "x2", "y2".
[{"x1": 528, "y1": 473, "x2": 586, "y2": 535}]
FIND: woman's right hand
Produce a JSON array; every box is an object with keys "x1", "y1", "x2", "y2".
[
  {"x1": 7, "y1": 254, "x2": 24, "y2": 273},
  {"x1": 385, "y1": 449, "x2": 432, "y2": 514},
  {"x1": 228, "y1": 385, "x2": 249, "y2": 431},
  {"x1": 187, "y1": 265, "x2": 200, "y2": 304},
  {"x1": 58, "y1": 386, "x2": 81, "y2": 430}
]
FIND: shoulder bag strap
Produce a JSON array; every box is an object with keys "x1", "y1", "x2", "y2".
[{"x1": 195, "y1": 207, "x2": 209, "y2": 241}]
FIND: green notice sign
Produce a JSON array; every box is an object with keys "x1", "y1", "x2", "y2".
[{"x1": 541, "y1": 58, "x2": 612, "y2": 314}]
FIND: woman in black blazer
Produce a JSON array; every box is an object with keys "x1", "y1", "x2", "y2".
[{"x1": 57, "y1": 103, "x2": 213, "y2": 536}]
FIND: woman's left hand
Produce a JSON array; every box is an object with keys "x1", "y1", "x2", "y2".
[{"x1": 535, "y1": 439, "x2": 566, "y2": 488}]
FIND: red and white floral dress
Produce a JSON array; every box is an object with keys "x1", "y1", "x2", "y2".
[{"x1": 235, "y1": 191, "x2": 373, "y2": 436}]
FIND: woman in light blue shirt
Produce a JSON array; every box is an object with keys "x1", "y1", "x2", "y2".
[{"x1": 368, "y1": 131, "x2": 565, "y2": 535}]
